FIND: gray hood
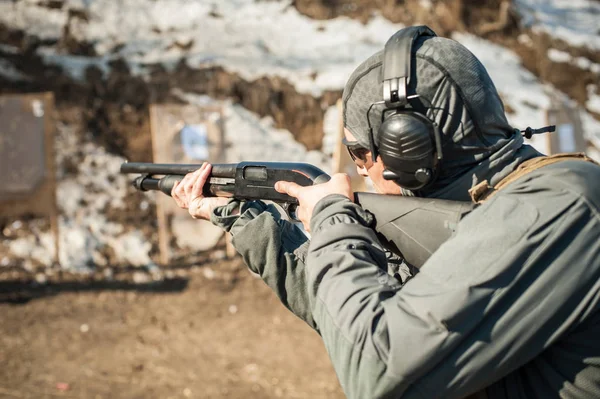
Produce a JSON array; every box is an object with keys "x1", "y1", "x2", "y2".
[{"x1": 342, "y1": 35, "x2": 542, "y2": 200}]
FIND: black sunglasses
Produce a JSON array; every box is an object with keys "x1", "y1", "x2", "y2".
[{"x1": 342, "y1": 137, "x2": 370, "y2": 164}]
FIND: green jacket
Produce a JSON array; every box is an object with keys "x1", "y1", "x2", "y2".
[{"x1": 211, "y1": 159, "x2": 600, "y2": 399}]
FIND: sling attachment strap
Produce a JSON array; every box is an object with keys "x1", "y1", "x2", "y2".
[{"x1": 469, "y1": 152, "x2": 599, "y2": 204}]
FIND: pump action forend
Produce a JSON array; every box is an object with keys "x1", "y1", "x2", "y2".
[{"x1": 121, "y1": 161, "x2": 474, "y2": 268}]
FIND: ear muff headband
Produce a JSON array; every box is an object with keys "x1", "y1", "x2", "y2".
[
  {"x1": 382, "y1": 26, "x2": 436, "y2": 107},
  {"x1": 366, "y1": 25, "x2": 443, "y2": 191}
]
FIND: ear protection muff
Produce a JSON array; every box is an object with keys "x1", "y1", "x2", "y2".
[
  {"x1": 368, "y1": 25, "x2": 444, "y2": 191},
  {"x1": 378, "y1": 109, "x2": 442, "y2": 190}
]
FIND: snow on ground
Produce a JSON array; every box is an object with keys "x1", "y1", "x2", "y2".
[
  {"x1": 587, "y1": 85, "x2": 600, "y2": 115},
  {"x1": 547, "y1": 48, "x2": 600, "y2": 75},
  {"x1": 1, "y1": 1, "x2": 598, "y2": 94},
  {"x1": 513, "y1": 0, "x2": 600, "y2": 51},
  {"x1": 56, "y1": 140, "x2": 153, "y2": 270},
  {"x1": 0, "y1": 0, "x2": 400, "y2": 97}
]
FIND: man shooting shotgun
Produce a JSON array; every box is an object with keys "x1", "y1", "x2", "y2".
[
  {"x1": 121, "y1": 161, "x2": 473, "y2": 268},
  {"x1": 125, "y1": 26, "x2": 600, "y2": 399}
]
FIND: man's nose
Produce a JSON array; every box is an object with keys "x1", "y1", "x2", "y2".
[{"x1": 356, "y1": 165, "x2": 368, "y2": 177}]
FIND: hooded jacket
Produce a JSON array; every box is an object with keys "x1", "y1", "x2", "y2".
[{"x1": 210, "y1": 32, "x2": 600, "y2": 398}]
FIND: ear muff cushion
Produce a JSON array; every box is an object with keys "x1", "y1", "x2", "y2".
[
  {"x1": 378, "y1": 111, "x2": 435, "y2": 165},
  {"x1": 378, "y1": 111, "x2": 438, "y2": 190}
]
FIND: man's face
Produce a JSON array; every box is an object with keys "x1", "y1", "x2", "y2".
[{"x1": 343, "y1": 128, "x2": 402, "y2": 195}]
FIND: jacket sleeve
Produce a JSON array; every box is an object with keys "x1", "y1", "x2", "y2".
[
  {"x1": 211, "y1": 199, "x2": 318, "y2": 330},
  {"x1": 306, "y1": 184, "x2": 600, "y2": 398}
]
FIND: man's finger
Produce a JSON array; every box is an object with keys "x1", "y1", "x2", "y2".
[
  {"x1": 171, "y1": 180, "x2": 180, "y2": 197},
  {"x1": 191, "y1": 163, "x2": 212, "y2": 200},
  {"x1": 182, "y1": 163, "x2": 206, "y2": 197},
  {"x1": 183, "y1": 173, "x2": 197, "y2": 197},
  {"x1": 275, "y1": 181, "x2": 303, "y2": 198},
  {"x1": 172, "y1": 180, "x2": 185, "y2": 205},
  {"x1": 171, "y1": 181, "x2": 188, "y2": 209},
  {"x1": 178, "y1": 172, "x2": 193, "y2": 194}
]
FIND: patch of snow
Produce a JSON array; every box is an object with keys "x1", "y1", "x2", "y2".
[
  {"x1": 574, "y1": 57, "x2": 600, "y2": 74},
  {"x1": 514, "y1": 0, "x2": 600, "y2": 51},
  {"x1": 587, "y1": 145, "x2": 600, "y2": 163},
  {"x1": 54, "y1": 131, "x2": 152, "y2": 269},
  {"x1": 0, "y1": 1, "x2": 68, "y2": 40},
  {"x1": 105, "y1": 231, "x2": 152, "y2": 267},
  {"x1": 586, "y1": 85, "x2": 600, "y2": 114},
  {"x1": 581, "y1": 110, "x2": 600, "y2": 150},
  {"x1": 8, "y1": 234, "x2": 54, "y2": 266},
  {"x1": 547, "y1": 48, "x2": 572, "y2": 63},
  {"x1": 547, "y1": 49, "x2": 600, "y2": 74},
  {"x1": 517, "y1": 33, "x2": 534, "y2": 47},
  {"x1": 419, "y1": 0, "x2": 434, "y2": 10}
]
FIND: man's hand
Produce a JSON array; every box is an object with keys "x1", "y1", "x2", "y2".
[
  {"x1": 171, "y1": 162, "x2": 230, "y2": 220},
  {"x1": 275, "y1": 173, "x2": 354, "y2": 232}
]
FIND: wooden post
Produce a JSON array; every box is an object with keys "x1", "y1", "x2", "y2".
[
  {"x1": 332, "y1": 99, "x2": 368, "y2": 192},
  {"x1": 150, "y1": 105, "x2": 171, "y2": 266},
  {"x1": 44, "y1": 93, "x2": 60, "y2": 266}
]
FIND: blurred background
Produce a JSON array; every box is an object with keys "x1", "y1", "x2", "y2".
[{"x1": 0, "y1": 0, "x2": 598, "y2": 397}]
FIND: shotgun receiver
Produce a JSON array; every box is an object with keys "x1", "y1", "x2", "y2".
[{"x1": 121, "y1": 161, "x2": 474, "y2": 267}]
